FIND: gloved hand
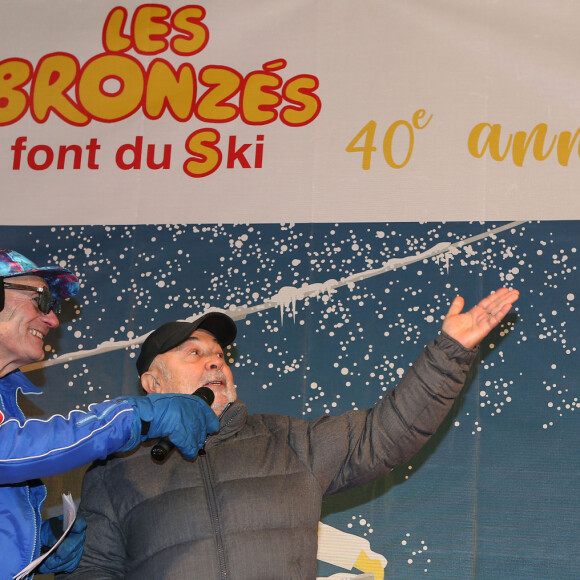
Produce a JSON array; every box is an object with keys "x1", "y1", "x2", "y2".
[
  {"x1": 38, "y1": 514, "x2": 87, "y2": 574},
  {"x1": 120, "y1": 393, "x2": 220, "y2": 459}
]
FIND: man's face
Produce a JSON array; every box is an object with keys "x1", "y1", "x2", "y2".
[
  {"x1": 0, "y1": 275, "x2": 59, "y2": 373},
  {"x1": 145, "y1": 329, "x2": 236, "y2": 414}
]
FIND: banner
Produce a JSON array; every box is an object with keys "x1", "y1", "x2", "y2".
[
  {"x1": 2, "y1": 0, "x2": 580, "y2": 224},
  {"x1": 1, "y1": 2, "x2": 579, "y2": 579}
]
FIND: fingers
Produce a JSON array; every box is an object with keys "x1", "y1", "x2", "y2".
[
  {"x1": 448, "y1": 288, "x2": 518, "y2": 320},
  {"x1": 446, "y1": 295, "x2": 465, "y2": 317},
  {"x1": 71, "y1": 516, "x2": 87, "y2": 533},
  {"x1": 480, "y1": 288, "x2": 519, "y2": 318},
  {"x1": 478, "y1": 287, "x2": 508, "y2": 312}
]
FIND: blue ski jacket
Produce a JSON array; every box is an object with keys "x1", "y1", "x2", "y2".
[{"x1": 0, "y1": 370, "x2": 136, "y2": 578}]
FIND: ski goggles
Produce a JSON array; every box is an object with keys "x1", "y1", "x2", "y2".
[{"x1": 2, "y1": 280, "x2": 62, "y2": 315}]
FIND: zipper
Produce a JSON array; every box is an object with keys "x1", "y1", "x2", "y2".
[
  {"x1": 199, "y1": 402, "x2": 234, "y2": 579},
  {"x1": 198, "y1": 402, "x2": 233, "y2": 456}
]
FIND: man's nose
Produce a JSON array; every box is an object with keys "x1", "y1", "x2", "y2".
[
  {"x1": 41, "y1": 310, "x2": 59, "y2": 329},
  {"x1": 205, "y1": 354, "x2": 223, "y2": 369}
]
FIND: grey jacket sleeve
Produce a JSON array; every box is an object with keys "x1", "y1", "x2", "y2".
[
  {"x1": 306, "y1": 332, "x2": 478, "y2": 496},
  {"x1": 64, "y1": 462, "x2": 127, "y2": 579}
]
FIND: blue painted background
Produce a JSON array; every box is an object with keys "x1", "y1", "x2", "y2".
[{"x1": 5, "y1": 221, "x2": 577, "y2": 578}]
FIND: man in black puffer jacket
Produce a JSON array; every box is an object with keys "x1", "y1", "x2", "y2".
[{"x1": 67, "y1": 288, "x2": 518, "y2": 579}]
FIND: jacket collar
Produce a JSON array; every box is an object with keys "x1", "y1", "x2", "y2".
[
  {"x1": 206, "y1": 399, "x2": 248, "y2": 449},
  {"x1": 0, "y1": 370, "x2": 41, "y2": 421},
  {"x1": 0, "y1": 369, "x2": 42, "y2": 395}
]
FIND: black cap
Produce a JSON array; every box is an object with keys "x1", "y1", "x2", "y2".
[{"x1": 136, "y1": 312, "x2": 237, "y2": 376}]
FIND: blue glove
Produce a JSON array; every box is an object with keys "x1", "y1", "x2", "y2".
[
  {"x1": 121, "y1": 393, "x2": 220, "y2": 459},
  {"x1": 38, "y1": 515, "x2": 87, "y2": 574}
]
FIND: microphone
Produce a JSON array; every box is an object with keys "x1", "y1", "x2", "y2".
[{"x1": 151, "y1": 386, "x2": 215, "y2": 462}]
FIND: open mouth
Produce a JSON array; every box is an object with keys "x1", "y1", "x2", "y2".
[
  {"x1": 205, "y1": 379, "x2": 224, "y2": 388},
  {"x1": 29, "y1": 329, "x2": 44, "y2": 340}
]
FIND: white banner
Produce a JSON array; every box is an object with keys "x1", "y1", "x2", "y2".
[{"x1": 2, "y1": 0, "x2": 580, "y2": 224}]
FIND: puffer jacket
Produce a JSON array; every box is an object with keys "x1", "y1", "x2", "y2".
[
  {"x1": 0, "y1": 370, "x2": 136, "y2": 579},
  {"x1": 69, "y1": 333, "x2": 477, "y2": 580}
]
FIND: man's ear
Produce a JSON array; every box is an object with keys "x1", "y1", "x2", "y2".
[{"x1": 141, "y1": 372, "x2": 159, "y2": 394}]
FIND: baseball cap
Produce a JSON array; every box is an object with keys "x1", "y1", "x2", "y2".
[
  {"x1": 136, "y1": 312, "x2": 237, "y2": 375},
  {"x1": 0, "y1": 248, "x2": 79, "y2": 300}
]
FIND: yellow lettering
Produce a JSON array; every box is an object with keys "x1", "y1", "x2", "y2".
[
  {"x1": 183, "y1": 128, "x2": 222, "y2": 177},
  {"x1": 0, "y1": 59, "x2": 32, "y2": 125},
  {"x1": 241, "y1": 71, "x2": 281, "y2": 124},
  {"x1": 511, "y1": 124, "x2": 556, "y2": 167},
  {"x1": 556, "y1": 129, "x2": 580, "y2": 167},
  {"x1": 281, "y1": 75, "x2": 321, "y2": 126},
  {"x1": 197, "y1": 66, "x2": 240, "y2": 122},
  {"x1": 32, "y1": 54, "x2": 88, "y2": 125},
  {"x1": 102, "y1": 7, "x2": 132, "y2": 53},
  {"x1": 78, "y1": 54, "x2": 144, "y2": 121},
  {"x1": 468, "y1": 123, "x2": 512, "y2": 161},
  {"x1": 412, "y1": 108, "x2": 432, "y2": 129},
  {"x1": 145, "y1": 61, "x2": 196, "y2": 121},
  {"x1": 346, "y1": 121, "x2": 377, "y2": 170},
  {"x1": 171, "y1": 6, "x2": 209, "y2": 56},
  {"x1": 133, "y1": 5, "x2": 171, "y2": 54},
  {"x1": 383, "y1": 120, "x2": 413, "y2": 169}
]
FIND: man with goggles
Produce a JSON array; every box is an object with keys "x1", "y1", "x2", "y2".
[{"x1": 0, "y1": 248, "x2": 220, "y2": 579}]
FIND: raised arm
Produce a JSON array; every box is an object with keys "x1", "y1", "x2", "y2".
[{"x1": 311, "y1": 287, "x2": 519, "y2": 496}]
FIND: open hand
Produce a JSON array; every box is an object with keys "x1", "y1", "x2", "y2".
[{"x1": 442, "y1": 288, "x2": 519, "y2": 349}]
